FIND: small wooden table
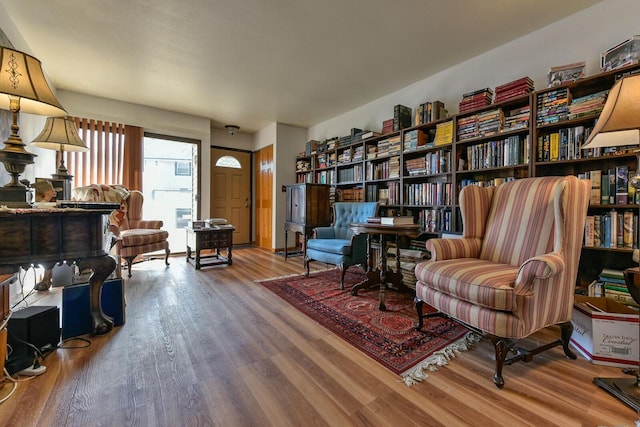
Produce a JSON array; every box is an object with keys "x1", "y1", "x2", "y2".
[
  {"x1": 186, "y1": 225, "x2": 235, "y2": 269},
  {"x1": 349, "y1": 222, "x2": 422, "y2": 310}
]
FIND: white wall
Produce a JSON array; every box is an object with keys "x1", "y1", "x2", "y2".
[
  {"x1": 273, "y1": 123, "x2": 306, "y2": 249},
  {"x1": 308, "y1": 0, "x2": 640, "y2": 141}
]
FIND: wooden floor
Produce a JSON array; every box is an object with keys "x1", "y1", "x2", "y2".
[{"x1": 0, "y1": 247, "x2": 637, "y2": 426}]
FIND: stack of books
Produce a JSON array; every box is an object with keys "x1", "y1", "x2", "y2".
[
  {"x1": 459, "y1": 88, "x2": 493, "y2": 113},
  {"x1": 503, "y1": 106, "x2": 530, "y2": 131},
  {"x1": 596, "y1": 268, "x2": 639, "y2": 308},
  {"x1": 494, "y1": 77, "x2": 534, "y2": 103},
  {"x1": 567, "y1": 90, "x2": 608, "y2": 120},
  {"x1": 393, "y1": 105, "x2": 412, "y2": 131},
  {"x1": 536, "y1": 88, "x2": 569, "y2": 125}
]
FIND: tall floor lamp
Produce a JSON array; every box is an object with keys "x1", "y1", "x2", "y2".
[
  {"x1": 0, "y1": 47, "x2": 66, "y2": 207},
  {"x1": 582, "y1": 73, "x2": 640, "y2": 412},
  {"x1": 31, "y1": 117, "x2": 88, "y2": 200}
]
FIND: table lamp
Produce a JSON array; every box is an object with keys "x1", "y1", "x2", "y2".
[
  {"x1": 31, "y1": 117, "x2": 88, "y2": 200},
  {"x1": 581, "y1": 73, "x2": 640, "y2": 412},
  {"x1": 0, "y1": 47, "x2": 66, "y2": 207}
]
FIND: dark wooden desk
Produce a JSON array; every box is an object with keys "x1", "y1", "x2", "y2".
[
  {"x1": 186, "y1": 225, "x2": 235, "y2": 269},
  {"x1": 0, "y1": 207, "x2": 117, "y2": 335},
  {"x1": 349, "y1": 222, "x2": 422, "y2": 310}
]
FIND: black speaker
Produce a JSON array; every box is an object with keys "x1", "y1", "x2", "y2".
[{"x1": 6, "y1": 305, "x2": 60, "y2": 374}]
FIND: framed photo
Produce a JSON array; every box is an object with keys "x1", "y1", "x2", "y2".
[
  {"x1": 547, "y1": 61, "x2": 586, "y2": 87},
  {"x1": 35, "y1": 177, "x2": 64, "y2": 202}
]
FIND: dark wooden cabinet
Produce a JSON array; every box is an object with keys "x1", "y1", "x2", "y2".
[{"x1": 284, "y1": 183, "x2": 331, "y2": 259}]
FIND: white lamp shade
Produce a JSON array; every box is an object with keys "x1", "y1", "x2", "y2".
[
  {"x1": 583, "y1": 74, "x2": 640, "y2": 149},
  {"x1": 0, "y1": 47, "x2": 66, "y2": 117},
  {"x1": 31, "y1": 117, "x2": 88, "y2": 152}
]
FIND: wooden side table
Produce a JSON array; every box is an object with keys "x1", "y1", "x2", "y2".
[
  {"x1": 348, "y1": 222, "x2": 422, "y2": 310},
  {"x1": 186, "y1": 225, "x2": 235, "y2": 269}
]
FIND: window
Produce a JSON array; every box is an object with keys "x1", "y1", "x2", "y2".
[
  {"x1": 215, "y1": 155, "x2": 241, "y2": 169},
  {"x1": 175, "y1": 161, "x2": 191, "y2": 176}
]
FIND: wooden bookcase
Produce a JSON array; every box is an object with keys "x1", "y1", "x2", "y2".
[{"x1": 294, "y1": 63, "x2": 640, "y2": 290}]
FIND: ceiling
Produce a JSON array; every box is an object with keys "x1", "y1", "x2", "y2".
[{"x1": 2, "y1": 0, "x2": 602, "y2": 134}]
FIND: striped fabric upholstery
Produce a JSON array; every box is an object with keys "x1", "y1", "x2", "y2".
[
  {"x1": 72, "y1": 185, "x2": 170, "y2": 277},
  {"x1": 415, "y1": 176, "x2": 590, "y2": 339}
]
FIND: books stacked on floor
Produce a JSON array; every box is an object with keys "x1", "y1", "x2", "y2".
[
  {"x1": 494, "y1": 76, "x2": 534, "y2": 103},
  {"x1": 434, "y1": 121, "x2": 454, "y2": 146},
  {"x1": 567, "y1": 90, "x2": 608, "y2": 120},
  {"x1": 393, "y1": 105, "x2": 412, "y2": 131},
  {"x1": 386, "y1": 247, "x2": 429, "y2": 290},
  {"x1": 503, "y1": 105, "x2": 530, "y2": 131},
  {"x1": 597, "y1": 268, "x2": 639, "y2": 308},
  {"x1": 536, "y1": 88, "x2": 569, "y2": 125},
  {"x1": 459, "y1": 88, "x2": 493, "y2": 113}
]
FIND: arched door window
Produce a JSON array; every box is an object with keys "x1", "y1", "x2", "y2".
[{"x1": 215, "y1": 155, "x2": 241, "y2": 169}]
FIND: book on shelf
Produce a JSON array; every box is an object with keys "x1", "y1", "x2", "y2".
[
  {"x1": 380, "y1": 216, "x2": 414, "y2": 226},
  {"x1": 366, "y1": 217, "x2": 381, "y2": 224},
  {"x1": 615, "y1": 165, "x2": 629, "y2": 204}
]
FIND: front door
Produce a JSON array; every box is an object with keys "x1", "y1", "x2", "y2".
[{"x1": 210, "y1": 148, "x2": 251, "y2": 245}]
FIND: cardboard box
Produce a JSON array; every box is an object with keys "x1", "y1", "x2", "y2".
[{"x1": 570, "y1": 295, "x2": 639, "y2": 367}]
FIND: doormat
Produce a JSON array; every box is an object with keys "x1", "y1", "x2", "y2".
[{"x1": 257, "y1": 268, "x2": 480, "y2": 385}]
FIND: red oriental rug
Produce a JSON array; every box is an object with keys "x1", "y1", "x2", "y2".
[{"x1": 258, "y1": 268, "x2": 480, "y2": 385}]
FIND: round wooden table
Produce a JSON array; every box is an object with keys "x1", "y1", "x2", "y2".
[{"x1": 348, "y1": 222, "x2": 422, "y2": 310}]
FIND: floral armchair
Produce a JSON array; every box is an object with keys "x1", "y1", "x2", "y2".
[
  {"x1": 72, "y1": 185, "x2": 170, "y2": 278},
  {"x1": 413, "y1": 176, "x2": 590, "y2": 388}
]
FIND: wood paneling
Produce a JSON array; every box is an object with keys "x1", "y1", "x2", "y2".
[{"x1": 0, "y1": 249, "x2": 636, "y2": 426}]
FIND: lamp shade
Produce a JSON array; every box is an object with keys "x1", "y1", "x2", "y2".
[
  {"x1": 0, "y1": 47, "x2": 66, "y2": 117},
  {"x1": 582, "y1": 74, "x2": 640, "y2": 149},
  {"x1": 31, "y1": 117, "x2": 88, "y2": 152}
]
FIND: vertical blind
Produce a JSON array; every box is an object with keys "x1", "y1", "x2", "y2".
[{"x1": 64, "y1": 117, "x2": 143, "y2": 190}]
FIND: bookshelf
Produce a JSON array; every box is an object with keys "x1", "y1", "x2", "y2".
[{"x1": 294, "y1": 63, "x2": 640, "y2": 296}]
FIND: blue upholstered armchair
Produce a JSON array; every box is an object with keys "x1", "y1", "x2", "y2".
[{"x1": 305, "y1": 202, "x2": 379, "y2": 289}]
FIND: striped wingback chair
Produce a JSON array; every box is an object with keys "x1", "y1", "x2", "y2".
[
  {"x1": 414, "y1": 176, "x2": 590, "y2": 388},
  {"x1": 72, "y1": 185, "x2": 170, "y2": 278}
]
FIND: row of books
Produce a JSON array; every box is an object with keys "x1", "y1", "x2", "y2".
[
  {"x1": 584, "y1": 210, "x2": 637, "y2": 249},
  {"x1": 458, "y1": 176, "x2": 517, "y2": 190},
  {"x1": 404, "y1": 149, "x2": 452, "y2": 176},
  {"x1": 337, "y1": 145, "x2": 364, "y2": 164},
  {"x1": 404, "y1": 182, "x2": 452, "y2": 206},
  {"x1": 414, "y1": 100, "x2": 447, "y2": 126},
  {"x1": 536, "y1": 125, "x2": 593, "y2": 162},
  {"x1": 567, "y1": 90, "x2": 608, "y2": 120},
  {"x1": 463, "y1": 135, "x2": 529, "y2": 171},
  {"x1": 403, "y1": 129, "x2": 428, "y2": 152},
  {"x1": 368, "y1": 182, "x2": 400, "y2": 205},
  {"x1": 582, "y1": 167, "x2": 637, "y2": 206},
  {"x1": 415, "y1": 208, "x2": 454, "y2": 233},
  {"x1": 337, "y1": 164, "x2": 364, "y2": 183},
  {"x1": 316, "y1": 169, "x2": 335, "y2": 185},
  {"x1": 457, "y1": 108, "x2": 504, "y2": 140},
  {"x1": 335, "y1": 187, "x2": 364, "y2": 202},
  {"x1": 588, "y1": 268, "x2": 638, "y2": 308},
  {"x1": 365, "y1": 156, "x2": 400, "y2": 180}
]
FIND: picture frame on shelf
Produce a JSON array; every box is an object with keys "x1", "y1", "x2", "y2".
[{"x1": 547, "y1": 61, "x2": 586, "y2": 87}]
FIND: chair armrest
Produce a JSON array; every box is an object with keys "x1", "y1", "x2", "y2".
[
  {"x1": 426, "y1": 238, "x2": 481, "y2": 261},
  {"x1": 129, "y1": 219, "x2": 163, "y2": 229},
  {"x1": 515, "y1": 252, "x2": 565, "y2": 291},
  {"x1": 313, "y1": 227, "x2": 335, "y2": 239}
]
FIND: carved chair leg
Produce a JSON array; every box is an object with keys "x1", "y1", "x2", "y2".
[
  {"x1": 559, "y1": 321, "x2": 577, "y2": 359},
  {"x1": 415, "y1": 298, "x2": 424, "y2": 331},
  {"x1": 125, "y1": 256, "x2": 135, "y2": 278},
  {"x1": 490, "y1": 335, "x2": 510, "y2": 389},
  {"x1": 164, "y1": 248, "x2": 170, "y2": 267},
  {"x1": 339, "y1": 264, "x2": 346, "y2": 290},
  {"x1": 304, "y1": 256, "x2": 310, "y2": 277}
]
